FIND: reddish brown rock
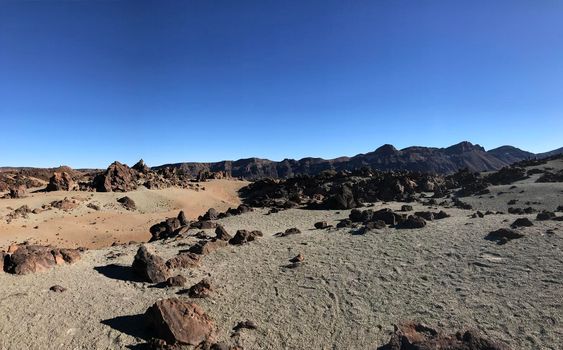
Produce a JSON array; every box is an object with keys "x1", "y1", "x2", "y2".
[
  {"x1": 166, "y1": 253, "x2": 201, "y2": 269},
  {"x1": 188, "y1": 240, "x2": 227, "y2": 255},
  {"x1": 185, "y1": 278, "x2": 213, "y2": 298},
  {"x1": 5, "y1": 245, "x2": 81, "y2": 275},
  {"x1": 132, "y1": 246, "x2": 171, "y2": 283},
  {"x1": 50, "y1": 197, "x2": 79, "y2": 211},
  {"x1": 46, "y1": 172, "x2": 77, "y2": 191},
  {"x1": 93, "y1": 161, "x2": 138, "y2": 192},
  {"x1": 228, "y1": 230, "x2": 263, "y2": 245},
  {"x1": 377, "y1": 322, "x2": 511, "y2": 350},
  {"x1": 145, "y1": 298, "x2": 215, "y2": 346}
]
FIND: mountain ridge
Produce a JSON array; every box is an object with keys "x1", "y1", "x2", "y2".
[{"x1": 154, "y1": 141, "x2": 563, "y2": 179}]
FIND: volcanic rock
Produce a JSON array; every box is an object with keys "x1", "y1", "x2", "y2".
[
  {"x1": 511, "y1": 217, "x2": 533, "y2": 228},
  {"x1": 93, "y1": 161, "x2": 138, "y2": 192},
  {"x1": 274, "y1": 227, "x2": 301, "y2": 237},
  {"x1": 314, "y1": 221, "x2": 329, "y2": 229},
  {"x1": 185, "y1": 278, "x2": 213, "y2": 298},
  {"x1": 214, "y1": 225, "x2": 232, "y2": 241},
  {"x1": 49, "y1": 285, "x2": 67, "y2": 293},
  {"x1": 5, "y1": 245, "x2": 81, "y2": 275},
  {"x1": 132, "y1": 245, "x2": 171, "y2": 283},
  {"x1": 396, "y1": 215, "x2": 426, "y2": 229},
  {"x1": 46, "y1": 172, "x2": 77, "y2": 191},
  {"x1": 166, "y1": 275, "x2": 187, "y2": 287},
  {"x1": 485, "y1": 228, "x2": 525, "y2": 245},
  {"x1": 117, "y1": 196, "x2": 136, "y2": 210},
  {"x1": 400, "y1": 205, "x2": 413, "y2": 212},
  {"x1": 228, "y1": 230, "x2": 263, "y2": 245},
  {"x1": 188, "y1": 240, "x2": 227, "y2": 255},
  {"x1": 536, "y1": 211, "x2": 556, "y2": 221},
  {"x1": 377, "y1": 322, "x2": 510, "y2": 350},
  {"x1": 145, "y1": 298, "x2": 215, "y2": 346},
  {"x1": 166, "y1": 253, "x2": 201, "y2": 269}
]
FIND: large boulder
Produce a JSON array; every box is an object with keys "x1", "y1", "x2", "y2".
[
  {"x1": 92, "y1": 161, "x2": 138, "y2": 192},
  {"x1": 377, "y1": 322, "x2": 511, "y2": 350},
  {"x1": 132, "y1": 246, "x2": 170, "y2": 283},
  {"x1": 46, "y1": 172, "x2": 77, "y2": 191},
  {"x1": 145, "y1": 298, "x2": 216, "y2": 346}
]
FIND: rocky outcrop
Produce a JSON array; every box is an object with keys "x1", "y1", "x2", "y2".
[
  {"x1": 145, "y1": 298, "x2": 215, "y2": 346},
  {"x1": 46, "y1": 172, "x2": 77, "y2": 191},
  {"x1": 3, "y1": 244, "x2": 81, "y2": 275},
  {"x1": 93, "y1": 161, "x2": 138, "y2": 192}
]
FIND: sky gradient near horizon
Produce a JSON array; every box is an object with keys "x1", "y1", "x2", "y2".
[{"x1": 1, "y1": 0, "x2": 562, "y2": 168}]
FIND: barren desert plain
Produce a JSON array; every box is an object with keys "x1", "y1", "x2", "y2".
[{"x1": 0, "y1": 155, "x2": 562, "y2": 350}]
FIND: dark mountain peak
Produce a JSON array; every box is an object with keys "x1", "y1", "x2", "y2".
[
  {"x1": 374, "y1": 144, "x2": 398, "y2": 155},
  {"x1": 445, "y1": 141, "x2": 485, "y2": 154}
]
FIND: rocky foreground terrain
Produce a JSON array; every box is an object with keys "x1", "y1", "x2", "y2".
[{"x1": 0, "y1": 156, "x2": 562, "y2": 349}]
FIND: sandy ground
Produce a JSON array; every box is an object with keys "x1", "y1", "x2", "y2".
[
  {"x1": 0, "y1": 180, "x2": 247, "y2": 250},
  {"x1": 0, "y1": 199, "x2": 561, "y2": 349},
  {"x1": 1, "y1": 169, "x2": 562, "y2": 350}
]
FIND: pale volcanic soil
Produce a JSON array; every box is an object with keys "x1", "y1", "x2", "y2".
[
  {"x1": 0, "y1": 179, "x2": 247, "y2": 250},
  {"x1": 0, "y1": 193, "x2": 562, "y2": 349}
]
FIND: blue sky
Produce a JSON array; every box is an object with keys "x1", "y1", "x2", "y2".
[{"x1": 1, "y1": 1, "x2": 562, "y2": 168}]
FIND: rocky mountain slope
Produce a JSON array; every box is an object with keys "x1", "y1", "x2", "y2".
[{"x1": 156, "y1": 141, "x2": 563, "y2": 179}]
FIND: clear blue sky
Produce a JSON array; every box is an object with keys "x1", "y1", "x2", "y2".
[{"x1": 1, "y1": 1, "x2": 562, "y2": 168}]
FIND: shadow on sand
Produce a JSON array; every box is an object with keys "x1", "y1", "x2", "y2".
[
  {"x1": 101, "y1": 313, "x2": 155, "y2": 349},
  {"x1": 94, "y1": 264, "x2": 145, "y2": 282}
]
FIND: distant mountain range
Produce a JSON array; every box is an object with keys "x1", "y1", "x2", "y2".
[{"x1": 155, "y1": 141, "x2": 563, "y2": 179}]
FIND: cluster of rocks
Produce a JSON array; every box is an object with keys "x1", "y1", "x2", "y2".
[
  {"x1": 0, "y1": 172, "x2": 44, "y2": 193},
  {"x1": 326, "y1": 208, "x2": 450, "y2": 233},
  {"x1": 377, "y1": 322, "x2": 510, "y2": 350},
  {"x1": 149, "y1": 206, "x2": 253, "y2": 242},
  {"x1": 91, "y1": 160, "x2": 196, "y2": 192},
  {"x1": 536, "y1": 169, "x2": 563, "y2": 183},
  {"x1": 240, "y1": 170, "x2": 447, "y2": 210},
  {"x1": 1, "y1": 243, "x2": 81, "y2": 275}
]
